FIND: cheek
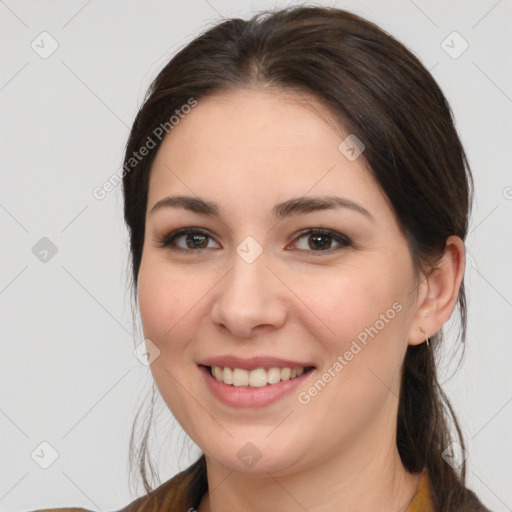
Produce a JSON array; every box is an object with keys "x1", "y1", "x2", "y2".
[
  {"x1": 292, "y1": 258, "x2": 413, "y2": 401},
  {"x1": 294, "y1": 269, "x2": 410, "y2": 411},
  {"x1": 137, "y1": 261, "x2": 202, "y2": 354},
  {"x1": 136, "y1": 261, "x2": 211, "y2": 431},
  {"x1": 293, "y1": 262, "x2": 403, "y2": 346}
]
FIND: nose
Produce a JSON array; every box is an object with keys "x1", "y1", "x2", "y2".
[{"x1": 210, "y1": 250, "x2": 287, "y2": 338}]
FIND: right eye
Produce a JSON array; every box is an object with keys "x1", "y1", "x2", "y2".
[{"x1": 157, "y1": 228, "x2": 221, "y2": 252}]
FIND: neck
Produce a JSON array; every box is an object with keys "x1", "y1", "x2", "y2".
[{"x1": 198, "y1": 429, "x2": 422, "y2": 512}]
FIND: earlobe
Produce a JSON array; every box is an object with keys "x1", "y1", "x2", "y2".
[{"x1": 408, "y1": 236, "x2": 466, "y2": 346}]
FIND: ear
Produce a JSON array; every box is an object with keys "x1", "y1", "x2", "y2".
[{"x1": 408, "y1": 236, "x2": 466, "y2": 346}]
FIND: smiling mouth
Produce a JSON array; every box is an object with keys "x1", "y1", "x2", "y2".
[{"x1": 205, "y1": 365, "x2": 315, "y2": 388}]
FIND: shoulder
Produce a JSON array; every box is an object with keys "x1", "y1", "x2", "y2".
[
  {"x1": 118, "y1": 456, "x2": 207, "y2": 512},
  {"x1": 27, "y1": 456, "x2": 207, "y2": 512},
  {"x1": 408, "y1": 470, "x2": 493, "y2": 512}
]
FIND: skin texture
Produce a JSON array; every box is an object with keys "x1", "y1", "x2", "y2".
[{"x1": 137, "y1": 88, "x2": 465, "y2": 512}]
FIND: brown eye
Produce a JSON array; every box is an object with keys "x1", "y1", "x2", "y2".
[
  {"x1": 157, "y1": 228, "x2": 220, "y2": 251},
  {"x1": 185, "y1": 233, "x2": 209, "y2": 249},
  {"x1": 308, "y1": 233, "x2": 332, "y2": 250},
  {"x1": 291, "y1": 229, "x2": 351, "y2": 253}
]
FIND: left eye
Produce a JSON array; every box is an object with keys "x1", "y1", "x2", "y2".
[
  {"x1": 158, "y1": 228, "x2": 220, "y2": 250},
  {"x1": 290, "y1": 229, "x2": 351, "y2": 252}
]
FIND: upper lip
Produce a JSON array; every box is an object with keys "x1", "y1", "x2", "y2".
[{"x1": 198, "y1": 356, "x2": 316, "y2": 371}]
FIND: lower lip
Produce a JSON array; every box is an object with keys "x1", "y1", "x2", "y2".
[{"x1": 199, "y1": 365, "x2": 314, "y2": 408}]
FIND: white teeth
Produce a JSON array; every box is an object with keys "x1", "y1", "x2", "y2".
[
  {"x1": 249, "y1": 368, "x2": 268, "y2": 387},
  {"x1": 210, "y1": 365, "x2": 309, "y2": 387},
  {"x1": 222, "y1": 367, "x2": 233, "y2": 385},
  {"x1": 280, "y1": 367, "x2": 291, "y2": 381},
  {"x1": 233, "y1": 368, "x2": 249, "y2": 387},
  {"x1": 267, "y1": 367, "x2": 281, "y2": 384},
  {"x1": 212, "y1": 366, "x2": 223, "y2": 381}
]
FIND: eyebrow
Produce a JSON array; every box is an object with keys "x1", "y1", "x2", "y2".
[{"x1": 149, "y1": 195, "x2": 374, "y2": 221}]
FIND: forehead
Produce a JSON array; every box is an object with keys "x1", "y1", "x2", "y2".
[
  {"x1": 147, "y1": 88, "x2": 388, "y2": 218},
  {"x1": 160, "y1": 87, "x2": 345, "y2": 156}
]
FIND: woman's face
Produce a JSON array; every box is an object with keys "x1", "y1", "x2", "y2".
[{"x1": 137, "y1": 88, "x2": 424, "y2": 475}]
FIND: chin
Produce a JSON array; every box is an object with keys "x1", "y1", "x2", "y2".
[{"x1": 201, "y1": 435, "x2": 309, "y2": 475}]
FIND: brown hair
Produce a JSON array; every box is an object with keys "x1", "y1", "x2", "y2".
[{"x1": 122, "y1": 6, "x2": 482, "y2": 511}]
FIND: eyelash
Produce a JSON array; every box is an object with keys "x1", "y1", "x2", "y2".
[{"x1": 156, "y1": 227, "x2": 352, "y2": 255}]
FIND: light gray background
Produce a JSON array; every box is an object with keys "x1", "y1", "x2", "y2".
[{"x1": 1, "y1": 0, "x2": 511, "y2": 510}]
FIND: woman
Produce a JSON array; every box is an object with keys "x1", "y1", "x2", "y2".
[{"x1": 31, "y1": 5, "x2": 491, "y2": 512}]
